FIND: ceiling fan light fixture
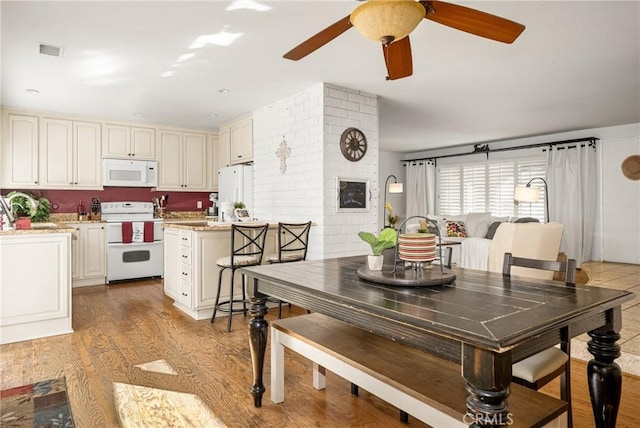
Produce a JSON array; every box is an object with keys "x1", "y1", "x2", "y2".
[{"x1": 351, "y1": 0, "x2": 425, "y2": 44}]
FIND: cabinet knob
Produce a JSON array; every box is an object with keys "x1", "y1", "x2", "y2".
[
  {"x1": 182, "y1": 272, "x2": 188, "y2": 276},
  {"x1": 237, "y1": 155, "x2": 242, "y2": 158},
  {"x1": 70, "y1": 182, "x2": 74, "y2": 185},
  {"x1": 34, "y1": 181, "x2": 38, "y2": 184}
]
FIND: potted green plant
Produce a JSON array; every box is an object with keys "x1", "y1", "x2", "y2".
[
  {"x1": 358, "y1": 228, "x2": 397, "y2": 270},
  {"x1": 6, "y1": 191, "x2": 51, "y2": 229}
]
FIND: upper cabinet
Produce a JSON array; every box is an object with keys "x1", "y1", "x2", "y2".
[
  {"x1": 103, "y1": 124, "x2": 155, "y2": 159},
  {"x1": 40, "y1": 118, "x2": 102, "y2": 189},
  {"x1": 209, "y1": 134, "x2": 220, "y2": 190},
  {"x1": 1, "y1": 113, "x2": 40, "y2": 188},
  {"x1": 219, "y1": 115, "x2": 252, "y2": 166},
  {"x1": 218, "y1": 126, "x2": 231, "y2": 169},
  {"x1": 1, "y1": 112, "x2": 101, "y2": 190},
  {"x1": 157, "y1": 129, "x2": 208, "y2": 191}
]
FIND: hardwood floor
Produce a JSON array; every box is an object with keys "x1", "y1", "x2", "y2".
[{"x1": 1, "y1": 279, "x2": 639, "y2": 427}]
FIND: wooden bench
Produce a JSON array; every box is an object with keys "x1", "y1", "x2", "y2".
[{"x1": 271, "y1": 313, "x2": 568, "y2": 428}]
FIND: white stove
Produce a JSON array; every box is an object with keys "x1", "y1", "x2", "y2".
[{"x1": 101, "y1": 201, "x2": 164, "y2": 283}]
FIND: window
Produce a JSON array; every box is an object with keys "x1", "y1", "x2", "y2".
[{"x1": 438, "y1": 156, "x2": 546, "y2": 222}]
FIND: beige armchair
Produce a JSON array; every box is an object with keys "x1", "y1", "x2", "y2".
[{"x1": 487, "y1": 222, "x2": 564, "y2": 279}]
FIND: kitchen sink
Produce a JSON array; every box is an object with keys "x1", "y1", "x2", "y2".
[{"x1": 31, "y1": 222, "x2": 60, "y2": 229}]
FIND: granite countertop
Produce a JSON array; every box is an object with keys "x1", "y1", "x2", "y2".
[
  {"x1": 0, "y1": 222, "x2": 76, "y2": 235},
  {"x1": 163, "y1": 221, "x2": 278, "y2": 231}
]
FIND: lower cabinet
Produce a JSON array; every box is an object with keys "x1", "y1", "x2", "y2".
[
  {"x1": 72, "y1": 222, "x2": 106, "y2": 287},
  {"x1": 163, "y1": 226, "x2": 276, "y2": 320},
  {"x1": 0, "y1": 232, "x2": 72, "y2": 344}
]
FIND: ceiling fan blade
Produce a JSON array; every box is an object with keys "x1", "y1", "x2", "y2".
[
  {"x1": 383, "y1": 36, "x2": 413, "y2": 81},
  {"x1": 283, "y1": 15, "x2": 353, "y2": 60},
  {"x1": 422, "y1": 1, "x2": 525, "y2": 44}
]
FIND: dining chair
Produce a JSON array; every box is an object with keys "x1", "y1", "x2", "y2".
[
  {"x1": 502, "y1": 252, "x2": 577, "y2": 427},
  {"x1": 265, "y1": 221, "x2": 312, "y2": 318},
  {"x1": 211, "y1": 223, "x2": 269, "y2": 332}
]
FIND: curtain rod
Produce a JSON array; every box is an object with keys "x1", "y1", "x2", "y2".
[{"x1": 401, "y1": 137, "x2": 599, "y2": 163}]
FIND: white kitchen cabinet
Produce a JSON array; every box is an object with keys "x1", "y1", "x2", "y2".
[
  {"x1": 164, "y1": 228, "x2": 194, "y2": 307},
  {"x1": 157, "y1": 129, "x2": 208, "y2": 191},
  {"x1": 40, "y1": 118, "x2": 102, "y2": 189},
  {"x1": 0, "y1": 232, "x2": 72, "y2": 344},
  {"x1": 209, "y1": 134, "x2": 220, "y2": 190},
  {"x1": 1, "y1": 113, "x2": 40, "y2": 188},
  {"x1": 218, "y1": 126, "x2": 231, "y2": 169},
  {"x1": 163, "y1": 228, "x2": 180, "y2": 300},
  {"x1": 72, "y1": 222, "x2": 106, "y2": 287},
  {"x1": 162, "y1": 226, "x2": 277, "y2": 320},
  {"x1": 103, "y1": 124, "x2": 155, "y2": 159},
  {"x1": 229, "y1": 116, "x2": 253, "y2": 165}
]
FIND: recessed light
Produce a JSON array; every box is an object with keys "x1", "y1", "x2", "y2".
[
  {"x1": 219, "y1": 88, "x2": 230, "y2": 94},
  {"x1": 209, "y1": 113, "x2": 217, "y2": 117},
  {"x1": 25, "y1": 88, "x2": 40, "y2": 93},
  {"x1": 134, "y1": 112, "x2": 144, "y2": 117}
]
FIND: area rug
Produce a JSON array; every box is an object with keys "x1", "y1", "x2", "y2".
[
  {"x1": 0, "y1": 377, "x2": 74, "y2": 427},
  {"x1": 113, "y1": 382, "x2": 227, "y2": 427}
]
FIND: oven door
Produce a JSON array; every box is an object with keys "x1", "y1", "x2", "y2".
[
  {"x1": 106, "y1": 221, "x2": 163, "y2": 243},
  {"x1": 107, "y1": 241, "x2": 164, "y2": 282}
]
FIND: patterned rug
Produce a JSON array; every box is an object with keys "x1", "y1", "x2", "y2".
[{"x1": 0, "y1": 378, "x2": 74, "y2": 427}]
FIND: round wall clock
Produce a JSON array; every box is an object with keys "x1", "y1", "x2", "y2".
[{"x1": 340, "y1": 128, "x2": 367, "y2": 162}]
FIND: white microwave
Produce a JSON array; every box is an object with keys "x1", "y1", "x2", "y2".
[{"x1": 103, "y1": 159, "x2": 158, "y2": 187}]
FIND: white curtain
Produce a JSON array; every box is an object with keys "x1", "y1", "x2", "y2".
[
  {"x1": 406, "y1": 161, "x2": 436, "y2": 219},
  {"x1": 546, "y1": 142, "x2": 597, "y2": 266}
]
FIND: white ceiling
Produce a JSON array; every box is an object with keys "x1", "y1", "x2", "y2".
[{"x1": 2, "y1": 1, "x2": 639, "y2": 152}]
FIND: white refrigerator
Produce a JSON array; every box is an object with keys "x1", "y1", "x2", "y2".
[{"x1": 218, "y1": 165, "x2": 253, "y2": 211}]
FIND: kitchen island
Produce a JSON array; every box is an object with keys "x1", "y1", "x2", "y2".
[
  {"x1": 0, "y1": 223, "x2": 74, "y2": 344},
  {"x1": 162, "y1": 221, "x2": 278, "y2": 320}
]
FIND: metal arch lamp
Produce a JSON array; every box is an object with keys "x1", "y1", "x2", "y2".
[
  {"x1": 514, "y1": 177, "x2": 549, "y2": 223},
  {"x1": 383, "y1": 174, "x2": 403, "y2": 227}
]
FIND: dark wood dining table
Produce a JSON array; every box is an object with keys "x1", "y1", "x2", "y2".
[{"x1": 241, "y1": 256, "x2": 634, "y2": 427}]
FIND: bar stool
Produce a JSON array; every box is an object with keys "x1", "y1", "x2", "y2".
[
  {"x1": 211, "y1": 223, "x2": 269, "y2": 332},
  {"x1": 265, "y1": 221, "x2": 311, "y2": 318}
]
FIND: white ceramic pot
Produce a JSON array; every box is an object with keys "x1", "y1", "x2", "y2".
[{"x1": 367, "y1": 255, "x2": 384, "y2": 271}]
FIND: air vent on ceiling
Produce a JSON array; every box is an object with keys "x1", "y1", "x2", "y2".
[{"x1": 39, "y1": 43, "x2": 64, "y2": 58}]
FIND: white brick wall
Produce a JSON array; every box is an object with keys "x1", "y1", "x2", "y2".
[{"x1": 253, "y1": 83, "x2": 378, "y2": 259}]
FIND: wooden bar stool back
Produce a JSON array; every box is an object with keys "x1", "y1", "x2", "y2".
[
  {"x1": 502, "y1": 252, "x2": 577, "y2": 427},
  {"x1": 211, "y1": 223, "x2": 269, "y2": 332}
]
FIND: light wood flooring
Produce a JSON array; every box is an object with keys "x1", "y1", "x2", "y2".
[{"x1": 1, "y1": 276, "x2": 639, "y2": 428}]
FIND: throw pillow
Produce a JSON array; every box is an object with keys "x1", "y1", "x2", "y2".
[
  {"x1": 486, "y1": 221, "x2": 503, "y2": 239},
  {"x1": 446, "y1": 220, "x2": 467, "y2": 237},
  {"x1": 464, "y1": 212, "x2": 491, "y2": 237},
  {"x1": 514, "y1": 217, "x2": 540, "y2": 223}
]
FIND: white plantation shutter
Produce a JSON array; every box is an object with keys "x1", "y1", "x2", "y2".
[
  {"x1": 462, "y1": 164, "x2": 487, "y2": 213},
  {"x1": 438, "y1": 166, "x2": 461, "y2": 215},
  {"x1": 488, "y1": 162, "x2": 515, "y2": 217},
  {"x1": 437, "y1": 155, "x2": 546, "y2": 222}
]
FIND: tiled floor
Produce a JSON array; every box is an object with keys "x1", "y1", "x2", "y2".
[{"x1": 571, "y1": 261, "x2": 640, "y2": 376}]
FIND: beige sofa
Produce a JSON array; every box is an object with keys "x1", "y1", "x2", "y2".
[{"x1": 460, "y1": 222, "x2": 564, "y2": 278}]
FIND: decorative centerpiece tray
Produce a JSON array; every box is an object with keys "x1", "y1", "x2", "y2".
[{"x1": 357, "y1": 266, "x2": 456, "y2": 287}]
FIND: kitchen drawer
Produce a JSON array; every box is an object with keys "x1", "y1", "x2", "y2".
[
  {"x1": 179, "y1": 231, "x2": 192, "y2": 247},
  {"x1": 180, "y1": 263, "x2": 192, "y2": 282},
  {"x1": 180, "y1": 247, "x2": 192, "y2": 264}
]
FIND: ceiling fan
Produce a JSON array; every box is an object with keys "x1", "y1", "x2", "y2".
[{"x1": 283, "y1": 0, "x2": 525, "y2": 80}]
